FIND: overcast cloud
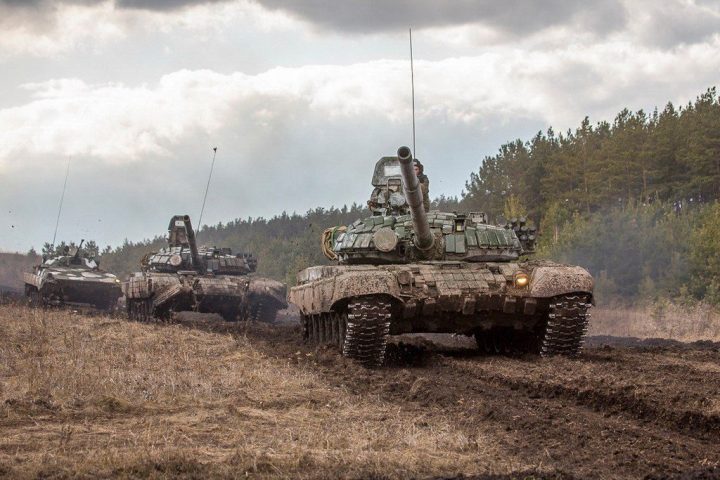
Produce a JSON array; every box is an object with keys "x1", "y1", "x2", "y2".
[
  {"x1": 254, "y1": 0, "x2": 628, "y2": 36},
  {"x1": 1, "y1": 0, "x2": 719, "y2": 252}
]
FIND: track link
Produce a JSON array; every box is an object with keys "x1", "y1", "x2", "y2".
[
  {"x1": 302, "y1": 296, "x2": 392, "y2": 368},
  {"x1": 344, "y1": 298, "x2": 392, "y2": 368},
  {"x1": 541, "y1": 294, "x2": 591, "y2": 356}
]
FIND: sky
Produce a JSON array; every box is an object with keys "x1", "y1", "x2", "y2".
[{"x1": 1, "y1": 0, "x2": 719, "y2": 252}]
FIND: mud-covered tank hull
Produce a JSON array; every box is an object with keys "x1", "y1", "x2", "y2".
[
  {"x1": 246, "y1": 277, "x2": 288, "y2": 322},
  {"x1": 124, "y1": 272, "x2": 288, "y2": 322},
  {"x1": 23, "y1": 272, "x2": 122, "y2": 311},
  {"x1": 289, "y1": 260, "x2": 593, "y2": 367}
]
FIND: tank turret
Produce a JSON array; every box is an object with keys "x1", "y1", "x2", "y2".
[
  {"x1": 166, "y1": 215, "x2": 205, "y2": 273},
  {"x1": 328, "y1": 149, "x2": 525, "y2": 265}
]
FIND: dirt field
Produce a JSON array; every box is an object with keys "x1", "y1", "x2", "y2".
[{"x1": 1, "y1": 305, "x2": 719, "y2": 479}]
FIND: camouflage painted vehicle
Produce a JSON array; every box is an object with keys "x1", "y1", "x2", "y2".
[
  {"x1": 289, "y1": 146, "x2": 594, "y2": 367},
  {"x1": 23, "y1": 240, "x2": 122, "y2": 311},
  {"x1": 124, "y1": 215, "x2": 287, "y2": 322}
]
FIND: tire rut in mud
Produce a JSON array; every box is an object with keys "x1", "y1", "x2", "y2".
[{"x1": 445, "y1": 355, "x2": 720, "y2": 441}]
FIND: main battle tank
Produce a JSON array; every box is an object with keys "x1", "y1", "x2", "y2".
[
  {"x1": 23, "y1": 240, "x2": 122, "y2": 311},
  {"x1": 124, "y1": 215, "x2": 287, "y2": 322},
  {"x1": 289, "y1": 146, "x2": 594, "y2": 367}
]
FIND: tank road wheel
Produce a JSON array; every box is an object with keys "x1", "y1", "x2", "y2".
[
  {"x1": 343, "y1": 297, "x2": 392, "y2": 368},
  {"x1": 540, "y1": 294, "x2": 592, "y2": 357},
  {"x1": 334, "y1": 312, "x2": 347, "y2": 350},
  {"x1": 474, "y1": 328, "x2": 519, "y2": 355}
]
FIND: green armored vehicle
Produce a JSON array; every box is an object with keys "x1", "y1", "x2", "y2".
[
  {"x1": 23, "y1": 240, "x2": 122, "y2": 311},
  {"x1": 124, "y1": 215, "x2": 287, "y2": 322},
  {"x1": 289, "y1": 146, "x2": 594, "y2": 367}
]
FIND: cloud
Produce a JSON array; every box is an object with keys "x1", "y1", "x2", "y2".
[
  {"x1": 117, "y1": 0, "x2": 229, "y2": 9},
  {"x1": 1, "y1": 0, "x2": 718, "y2": 60},
  {"x1": 623, "y1": 1, "x2": 720, "y2": 48},
  {"x1": 0, "y1": 0, "x2": 228, "y2": 10},
  {"x1": 252, "y1": 0, "x2": 627, "y2": 37},
  {"x1": 3, "y1": 34, "x2": 720, "y2": 164},
  {"x1": 0, "y1": 0, "x2": 294, "y2": 58}
]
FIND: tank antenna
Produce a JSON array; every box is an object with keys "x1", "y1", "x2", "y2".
[
  {"x1": 51, "y1": 157, "x2": 70, "y2": 248},
  {"x1": 409, "y1": 27, "x2": 416, "y2": 158},
  {"x1": 197, "y1": 146, "x2": 217, "y2": 232}
]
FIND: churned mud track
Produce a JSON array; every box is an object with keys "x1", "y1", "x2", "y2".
[{"x1": 224, "y1": 321, "x2": 720, "y2": 479}]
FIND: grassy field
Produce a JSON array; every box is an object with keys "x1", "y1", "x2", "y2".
[
  {"x1": 0, "y1": 306, "x2": 509, "y2": 479},
  {"x1": 591, "y1": 302, "x2": 720, "y2": 342}
]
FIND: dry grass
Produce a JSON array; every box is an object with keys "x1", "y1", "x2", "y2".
[
  {"x1": 590, "y1": 302, "x2": 720, "y2": 342},
  {"x1": 0, "y1": 305, "x2": 519, "y2": 479}
]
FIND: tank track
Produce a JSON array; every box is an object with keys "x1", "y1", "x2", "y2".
[
  {"x1": 344, "y1": 298, "x2": 392, "y2": 368},
  {"x1": 475, "y1": 328, "x2": 527, "y2": 355},
  {"x1": 541, "y1": 294, "x2": 591, "y2": 357},
  {"x1": 249, "y1": 300, "x2": 280, "y2": 323},
  {"x1": 126, "y1": 298, "x2": 151, "y2": 322},
  {"x1": 302, "y1": 296, "x2": 392, "y2": 368}
]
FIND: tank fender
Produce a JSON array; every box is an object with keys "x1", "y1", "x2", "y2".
[
  {"x1": 290, "y1": 269, "x2": 402, "y2": 315},
  {"x1": 248, "y1": 277, "x2": 289, "y2": 306},
  {"x1": 23, "y1": 272, "x2": 41, "y2": 289},
  {"x1": 528, "y1": 266, "x2": 594, "y2": 298},
  {"x1": 330, "y1": 270, "x2": 402, "y2": 310}
]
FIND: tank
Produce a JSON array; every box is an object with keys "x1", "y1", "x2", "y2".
[
  {"x1": 124, "y1": 215, "x2": 287, "y2": 322},
  {"x1": 23, "y1": 240, "x2": 123, "y2": 311},
  {"x1": 288, "y1": 146, "x2": 594, "y2": 367}
]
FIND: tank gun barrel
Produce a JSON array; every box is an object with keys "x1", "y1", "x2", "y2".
[
  {"x1": 74, "y1": 239, "x2": 85, "y2": 260},
  {"x1": 397, "y1": 146, "x2": 434, "y2": 253},
  {"x1": 182, "y1": 215, "x2": 205, "y2": 273}
]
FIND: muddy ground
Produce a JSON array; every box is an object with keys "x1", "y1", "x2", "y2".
[
  {"x1": 178, "y1": 314, "x2": 720, "y2": 479},
  {"x1": 1, "y1": 306, "x2": 719, "y2": 479}
]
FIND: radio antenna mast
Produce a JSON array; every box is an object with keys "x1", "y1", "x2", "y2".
[
  {"x1": 51, "y1": 158, "x2": 70, "y2": 248},
  {"x1": 409, "y1": 27, "x2": 416, "y2": 157},
  {"x1": 197, "y1": 147, "x2": 217, "y2": 232}
]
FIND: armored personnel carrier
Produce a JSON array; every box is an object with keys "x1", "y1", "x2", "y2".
[
  {"x1": 23, "y1": 240, "x2": 122, "y2": 311},
  {"x1": 289, "y1": 146, "x2": 594, "y2": 367},
  {"x1": 124, "y1": 215, "x2": 287, "y2": 322}
]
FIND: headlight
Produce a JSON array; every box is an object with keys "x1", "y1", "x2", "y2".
[{"x1": 514, "y1": 272, "x2": 529, "y2": 288}]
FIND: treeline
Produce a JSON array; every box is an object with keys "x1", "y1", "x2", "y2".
[
  {"x1": 89, "y1": 87, "x2": 720, "y2": 305},
  {"x1": 461, "y1": 88, "x2": 720, "y2": 220},
  {"x1": 539, "y1": 201, "x2": 720, "y2": 305}
]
